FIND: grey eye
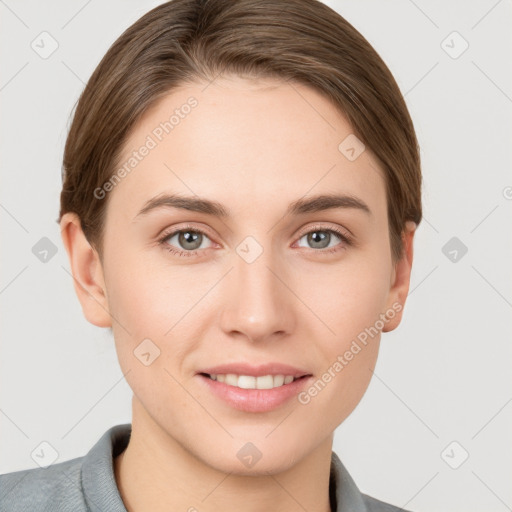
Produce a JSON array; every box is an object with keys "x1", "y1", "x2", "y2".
[
  {"x1": 164, "y1": 230, "x2": 211, "y2": 251},
  {"x1": 297, "y1": 230, "x2": 341, "y2": 249}
]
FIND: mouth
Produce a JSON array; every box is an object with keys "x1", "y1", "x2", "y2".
[
  {"x1": 196, "y1": 369, "x2": 314, "y2": 413},
  {"x1": 199, "y1": 372, "x2": 310, "y2": 390}
]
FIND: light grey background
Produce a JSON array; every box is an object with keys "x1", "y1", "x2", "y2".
[{"x1": 1, "y1": 1, "x2": 511, "y2": 511}]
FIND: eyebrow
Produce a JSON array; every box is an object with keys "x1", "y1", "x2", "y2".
[{"x1": 134, "y1": 192, "x2": 372, "y2": 220}]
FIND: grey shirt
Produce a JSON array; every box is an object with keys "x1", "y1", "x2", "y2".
[{"x1": 0, "y1": 424, "x2": 412, "y2": 511}]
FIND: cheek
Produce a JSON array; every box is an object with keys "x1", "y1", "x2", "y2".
[
  {"x1": 106, "y1": 262, "x2": 193, "y2": 413},
  {"x1": 294, "y1": 255, "x2": 392, "y2": 340},
  {"x1": 295, "y1": 269, "x2": 386, "y2": 428},
  {"x1": 292, "y1": 255, "x2": 390, "y2": 409},
  {"x1": 105, "y1": 254, "x2": 215, "y2": 381},
  {"x1": 105, "y1": 249, "x2": 200, "y2": 336}
]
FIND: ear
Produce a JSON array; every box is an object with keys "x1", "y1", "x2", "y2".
[
  {"x1": 382, "y1": 221, "x2": 416, "y2": 333},
  {"x1": 60, "y1": 212, "x2": 112, "y2": 328}
]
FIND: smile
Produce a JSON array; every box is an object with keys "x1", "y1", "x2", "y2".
[
  {"x1": 198, "y1": 372, "x2": 312, "y2": 413},
  {"x1": 203, "y1": 373, "x2": 302, "y2": 389}
]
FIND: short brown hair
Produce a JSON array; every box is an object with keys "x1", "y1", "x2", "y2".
[{"x1": 59, "y1": 0, "x2": 422, "y2": 262}]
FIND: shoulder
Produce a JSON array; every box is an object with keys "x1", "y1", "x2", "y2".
[
  {"x1": 330, "y1": 450, "x2": 414, "y2": 512},
  {"x1": 362, "y1": 492, "x2": 414, "y2": 512},
  {"x1": 0, "y1": 423, "x2": 131, "y2": 512},
  {"x1": 0, "y1": 456, "x2": 87, "y2": 512}
]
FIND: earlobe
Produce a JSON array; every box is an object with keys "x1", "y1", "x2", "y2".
[
  {"x1": 382, "y1": 221, "x2": 416, "y2": 333},
  {"x1": 60, "y1": 213, "x2": 112, "y2": 328}
]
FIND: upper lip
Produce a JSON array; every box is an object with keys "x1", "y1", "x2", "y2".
[{"x1": 198, "y1": 362, "x2": 312, "y2": 378}]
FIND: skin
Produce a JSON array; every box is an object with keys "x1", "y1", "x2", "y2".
[{"x1": 60, "y1": 75, "x2": 416, "y2": 512}]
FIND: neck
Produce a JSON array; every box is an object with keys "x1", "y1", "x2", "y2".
[{"x1": 114, "y1": 397, "x2": 334, "y2": 512}]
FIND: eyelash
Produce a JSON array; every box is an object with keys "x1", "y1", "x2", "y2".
[{"x1": 158, "y1": 223, "x2": 353, "y2": 258}]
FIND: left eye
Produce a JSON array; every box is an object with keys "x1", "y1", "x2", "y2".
[{"x1": 296, "y1": 228, "x2": 346, "y2": 250}]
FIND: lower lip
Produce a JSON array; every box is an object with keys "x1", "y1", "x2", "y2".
[{"x1": 197, "y1": 374, "x2": 313, "y2": 413}]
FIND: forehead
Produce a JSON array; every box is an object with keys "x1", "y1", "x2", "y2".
[{"x1": 107, "y1": 75, "x2": 386, "y2": 222}]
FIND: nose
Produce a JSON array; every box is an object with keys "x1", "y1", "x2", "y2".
[{"x1": 219, "y1": 243, "x2": 296, "y2": 344}]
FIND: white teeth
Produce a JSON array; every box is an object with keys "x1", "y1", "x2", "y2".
[
  {"x1": 208, "y1": 373, "x2": 299, "y2": 389},
  {"x1": 273, "y1": 375, "x2": 285, "y2": 387},
  {"x1": 238, "y1": 375, "x2": 256, "y2": 389},
  {"x1": 225, "y1": 374, "x2": 238, "y2": 387}
]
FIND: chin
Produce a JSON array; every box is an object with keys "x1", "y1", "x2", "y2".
[{"x1": 194, "y1": 437, "x2": 308, "y2": 476}]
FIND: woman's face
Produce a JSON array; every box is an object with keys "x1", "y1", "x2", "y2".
[{"x1": 90, "y1": 75, "x2": 412, "y2": 473}]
